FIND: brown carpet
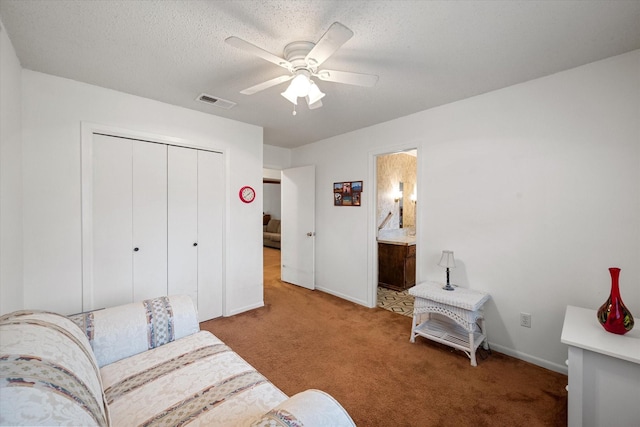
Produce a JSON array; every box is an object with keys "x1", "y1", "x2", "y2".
[{"x1": 200, "y1": 247, "x2": 567, "y2": 426}]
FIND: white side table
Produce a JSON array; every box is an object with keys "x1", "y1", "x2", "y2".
[{"x1": 409, "y1": 281, "x2": 490, "y2": 366}]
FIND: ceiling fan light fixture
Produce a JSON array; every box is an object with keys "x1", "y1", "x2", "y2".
[
  {"x1": 306, "y1": 81, "x2": 326, "y2": 105},
  {"x1": 228, "y1": 22, "x2": 377, "y2": 114},
  {"x1": 290, "y1": 72, "x2": 312, "y2": 97},
  {"x1": 281, "y1": 84, "x2": 298, "y2": 105}
]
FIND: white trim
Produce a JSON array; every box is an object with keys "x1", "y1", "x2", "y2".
[
  {"x1": 225, "y1": 301, "x2": 265, "y2": 317},
  {"x1": 316, "y1": 286, "x2": 368, "y2": 307},
  {"x1": 81, "y1": 121, "x2": 222, "y2": 153},
  {"x1": 80, "y1": 125, "x2": 94, "y2": 310},
  {"x1": 489, "y1": 342, "x2": 568, "y2": 374}
]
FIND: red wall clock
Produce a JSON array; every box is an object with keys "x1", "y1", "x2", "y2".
[{"x1": 239, "y1": 186, "x2": 256, "y2": 203}]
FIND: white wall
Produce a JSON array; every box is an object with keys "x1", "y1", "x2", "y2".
[
  {"x1": 20, "y1": 70, "x2": 264, "y2": 316},
  {"x1": 292, "y1": 50, "x2": 640, "y2": 372},
  {"x1": 264, "y1": 144, "x2": 291, "y2": 170},
  {"x1": 0, "y1": 20, "x2": 23, "y2": 314},
  {"x1": 263, "y1": 183, "x2": 281, "y2": 219},
  {"x1": 262, "y1": 144, "x2": 290, "y2": 220}
]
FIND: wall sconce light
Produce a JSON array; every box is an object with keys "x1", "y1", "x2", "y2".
[
  {"x1": 393, "y1": 183, "x2": 403, "y2": 202},
  {"x1": 410, "y1": 186, "x2": 417, "y2": 203}
]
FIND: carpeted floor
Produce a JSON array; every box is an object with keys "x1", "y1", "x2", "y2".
[{"x1": 200, "y1": 247, "x2": 568, "y2": 426}]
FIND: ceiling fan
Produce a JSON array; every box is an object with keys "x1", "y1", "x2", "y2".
[{"x1": 225, "y1": 22, "x2": 378, "y2": 114}]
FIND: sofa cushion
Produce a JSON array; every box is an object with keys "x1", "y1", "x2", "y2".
[
  {"x1": 0, "y1": 311, "x2": 110, "y2": 426},
  {"x1": 265, "y1": 219, "x2": 280, "y2": 233},
  {"x1": 263, "y1": 232, "x2": 280, "y2": 242},
  {"x1": 100, "y1": 331, "x2": 288, "y2": 427},
  {"x1": 269, "y1": 233, "x2": 281, "y2": 242},
  {"x1": 69, "y1": 295, "x2": 199, "y2": 368}
]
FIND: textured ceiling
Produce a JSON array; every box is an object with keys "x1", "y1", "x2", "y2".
[{"x1": 2, "y1": 0, "x2": 639, "y2": 148}]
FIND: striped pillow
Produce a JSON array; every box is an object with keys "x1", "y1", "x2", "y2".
[{"x1": 69, "y1": 295, "x2": 200, "y2": 368}]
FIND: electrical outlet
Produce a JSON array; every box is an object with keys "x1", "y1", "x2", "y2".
[{"x1": 520, "y1": 312, "x2": 532, "y2": 328}]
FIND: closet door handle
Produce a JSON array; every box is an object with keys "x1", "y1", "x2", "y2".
[
  {"x1": 134, "y1": 247, "x2": 140, "y2": 252},
  {"x1": 193, "y1": 243, "x2": 198, "y2": 247}
]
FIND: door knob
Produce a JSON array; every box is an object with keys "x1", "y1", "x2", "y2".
[
  {"x1": 193, "y1": 243, "x2": 198, "y2": 246},
  {"x1": 133, "y1": 247, "x2": 139, "y2": 252},
  {"x1": 306, "y1": 232, "x2": 315, "y2": 237}
]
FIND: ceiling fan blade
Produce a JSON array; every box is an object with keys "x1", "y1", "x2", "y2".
[
  {"x1": 314, "y1": 69, "x2": 378, "y2": 87},
  {"x1": 225, "y1": 36, "x2": 292, "y2": 71},
  {"x1": 305, "y1": 22, "x2": 354, "y2": 68},
  {"x1": 306, "y1": 97, "x2": 323, "y2": 110},
  {"x1": 240, "y1": 75, "x2": 293, "y2": 95}
]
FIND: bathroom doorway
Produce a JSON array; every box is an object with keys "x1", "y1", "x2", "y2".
[{"x1": 374, "y1": 149, "x2": 417, "y2": 316}]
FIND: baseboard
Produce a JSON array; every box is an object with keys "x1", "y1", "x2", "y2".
[
  {"x1": 225, "y1": 301, "x2": 264, "y2": 317},
  {"x1": 315, "y1": 286, "x2": 368, "y2": 307},
  {"x1": 489, "y1": 342, "x2": 568, "y2": 375}
]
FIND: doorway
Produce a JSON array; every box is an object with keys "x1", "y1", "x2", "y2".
[{"x1": 374, "y1": 149, "x2": 417, "y2": 316}]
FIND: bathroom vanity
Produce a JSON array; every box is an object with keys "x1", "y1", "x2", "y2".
[{"x1": 377, "y1": 234, "x2": 416, "y2": 291}]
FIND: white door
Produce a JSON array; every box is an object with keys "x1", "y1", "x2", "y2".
[
  {"x1": 91, "y1": 134, "x2": 134, "y2": 309},
  {"x1": 132, "y1": 142, "x2": 168, "y2": 301},
  {"x1": 84, "y1": 132, "x2": 224, "y2": 318},
  {"x1": 196, "y1": 150, "x2": 224, "y2": 320},
  {"x1": 281, "y1": 165, "x2": 315, "y2": 290},
  {"x1": 167, "y1": 146, "x2": 198, "y2": 306}
]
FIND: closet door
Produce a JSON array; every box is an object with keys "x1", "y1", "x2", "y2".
[
  {"x1": 91, "y1": 134, "x2": 133, "y2": 309},
  {"x1": 85, "y1": 133, "x2": 223, "y2": 318},
  {"x1": 197, "y1": 150, "x2": 224, "y2": 320},
  {"x1": 132, "y1": 142, "x2": 168, "y2": 301},
  {"x1": 167, "y1": 146, "x2": 198, "y2": 306}
]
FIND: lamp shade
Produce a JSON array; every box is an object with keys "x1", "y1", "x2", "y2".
[
  {"x1": 281, "y1": 83, "x2": 298, "y2": 105},
  {"x1": 438, "y1": 250, "x2": 456, "y2": 269},
  {"x1": 290, "y1": 72, "x2": 311, "y2": 97},
  {"x1": 306, "y1": 81, "x2": 325, "y2": 105}
]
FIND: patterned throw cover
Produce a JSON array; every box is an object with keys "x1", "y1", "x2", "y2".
[
  {"x1": 1, "y1": 296, "x2": 356, "y2": 426},
  {"x1": 0, "y1": 310, "x2": 110, "y2": 426}
]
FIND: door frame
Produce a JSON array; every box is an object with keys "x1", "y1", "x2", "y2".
[
  {"x1": 80, "y1": 122, "x2": 226, "y2": 312},
  {"x1": 367, "y1": 144, "x2": 420, "y2": 308}
]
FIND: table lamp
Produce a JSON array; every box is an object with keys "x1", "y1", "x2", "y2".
[{"x1": 438, "y1": 250, "x2": 456, "y2": 291}]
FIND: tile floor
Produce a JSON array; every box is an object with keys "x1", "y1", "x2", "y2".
[{"x1": 376, "y1": 286, "x2": 414, "y2": 317}]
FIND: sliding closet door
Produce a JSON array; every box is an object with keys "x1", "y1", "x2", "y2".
[
  {"x1": 167, "y1": 146, "x2": 198, "y2": 306},
  {"x1": 132, "y1": 142, "x2": 168, "y2": 301},
  {"x1": 197, "y1": 150, "x2": 224, "y2": 320},
  {"x1": 91, "y1": 134, "x2": 134, "y2": 309}
]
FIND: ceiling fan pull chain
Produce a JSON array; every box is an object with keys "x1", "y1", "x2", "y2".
[{"x1": 292, "y1": 105, "x2": 297, "y2": 116}]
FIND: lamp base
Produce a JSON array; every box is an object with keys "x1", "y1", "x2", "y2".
[{"x1": 442, "y1": 267, "x2": 455, "y2": 290}]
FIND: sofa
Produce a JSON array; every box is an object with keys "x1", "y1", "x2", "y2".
[
  {"x1": 263, "y1": 218, "x2": 281, "y2": 249},
  {"x1": 0, "y1": 295, "x2": 355, "y2": 426}
]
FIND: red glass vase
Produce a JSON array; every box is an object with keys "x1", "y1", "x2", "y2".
[{"x1": 597, "y1": 267, "x2": 634, "y2": 335}]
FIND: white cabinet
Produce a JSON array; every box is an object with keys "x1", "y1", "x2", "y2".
[
  {"x1": 561, "y1": 305, "x2": 640, "y2": 427},
  {"x1": 83, "y1": 133, "x2": 223, "y2": 321}
]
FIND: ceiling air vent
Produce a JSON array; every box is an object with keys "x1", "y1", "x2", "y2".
[{"x1": 196, "y1": 93, "x2": 236, "y2": 110}]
